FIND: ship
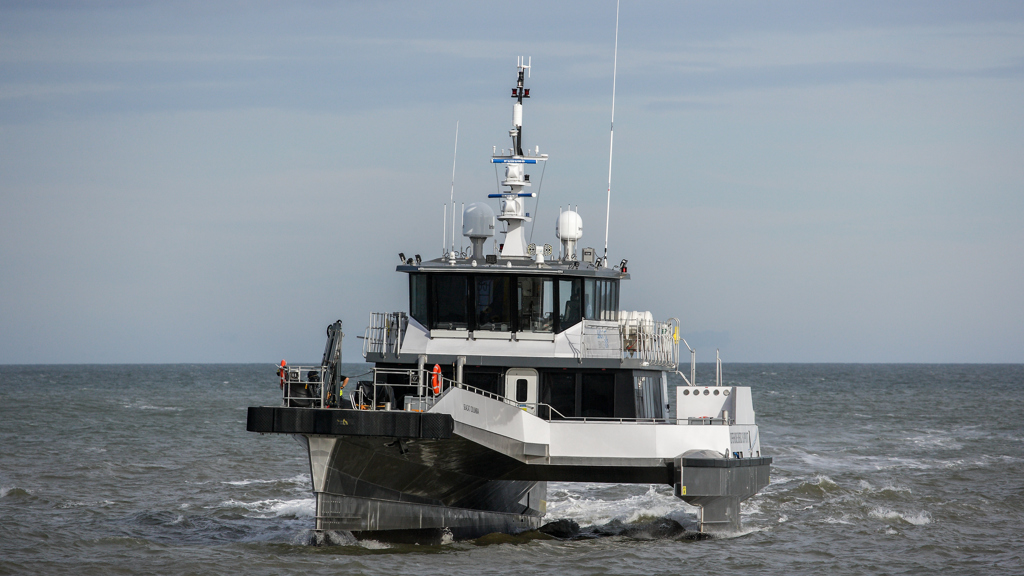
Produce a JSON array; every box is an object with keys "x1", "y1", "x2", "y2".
[{"x1": 246, "y1": 58, "x2": 771, "y2": 543}]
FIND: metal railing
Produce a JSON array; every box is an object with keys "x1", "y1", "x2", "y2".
[
  {"x1": 362, "y1": 312, "x2": 406, "y2": 358},
  {"x1": 280, "y1": 364, "x2": 732, "y2": 425},
  {"x1": 360, "y1": 310, "x2": 679, "y2": 368},
  {"x1": 281, "y1": 365, "x2": 333, "y2": 408},
  {"x1": 580, "y1": 317, "x2": 680, "y2": 368}
]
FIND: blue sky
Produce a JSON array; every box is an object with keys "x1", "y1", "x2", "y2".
[{"x1": 1, "y1": 1, "x2": 1022, "y2": 363}]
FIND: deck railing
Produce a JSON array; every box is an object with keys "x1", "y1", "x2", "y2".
[
  {"x1": 282, "y1": 365, "x2": 731, "y2": 425},
  {"x1": 580, "y1": 317, "x2": 679, "y2": 368},
  {"x1": 361, "y1": 310, "x2": 679, "y2": 368},
  {"x1": 362, "y1": 312, "x2": 406, "y2": 359},
  {"x1": 280, "y1": 365, "x2": 332, "y2": 408}
]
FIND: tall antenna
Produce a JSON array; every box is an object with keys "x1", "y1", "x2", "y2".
[
  {"x1": 602, "y1": 0, "x2": 620, "y2": 268},
  {"x1": 449, "y1": 121, "x2": 459, "y2": 254}
]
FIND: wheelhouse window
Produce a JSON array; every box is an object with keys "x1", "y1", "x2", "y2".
[
  {"x1": 409, "y1": 274, "x2": 428, "y2": 326},
  {"x1": 558, "y1": 278, "x2": 582, "y2": 332},
  {"x1": 475, "y1": 276, "x2": 511, "y2": 331},
  {"x1": 583, "y1": 278, "x2": 619, "y2": 321},
  {"x1": 410, "y1": 272, "x2": 616, "y2": 332},
  {"x1": 431, "y1": 274, "x2": 469, "y2": 330},
  {"x1": 517, "y1": 276, "x2": 553, "y2": 333}
]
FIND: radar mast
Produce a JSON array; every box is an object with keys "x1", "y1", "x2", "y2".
[{"x1": 489, "y1": 57, "x2": 548, "y2": 258}]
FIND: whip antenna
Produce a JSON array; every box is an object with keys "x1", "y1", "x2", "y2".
[
  {"x1": 449, "y1": 121, "x2": 459, "y2": 254},
  {"x1": 602, "y1": 0, "x2": 620, "y2": 268}
]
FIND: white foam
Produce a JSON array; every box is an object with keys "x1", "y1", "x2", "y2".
[
  {"x1": 1, "y1": 486, "x2": 14, "y2": 498},
  {"x1": 222, "y1": 474, "x2": 309, "y2": 487},
  {"x1": 708, "y1": 525, "x2": 766, "y2": 539},
  {"x1": 822, "y1": 516, "x2": 852, "y2": 524},
  {"x1": 222, "y1": 497, "x2": 315, "y2": 518},
  {"x1": 905, "y1": 432, "x2": 963, "y2": 450},
  {"x1": 857, "y1": 480, "x2": 911, "y2": 494},
  {"x1": 544, "y1": 484, "x2": 696, "y2": 527},
  {"x1": 811, "y1": 474, "x2": 836, "y2": 486},
  {"x1": 869, "y1": 507, "x2": 931, "y2": 525}
]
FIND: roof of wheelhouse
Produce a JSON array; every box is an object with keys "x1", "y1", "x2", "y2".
[{"x1": 397, "y1": 257, "x2": 629, "y2": 279}]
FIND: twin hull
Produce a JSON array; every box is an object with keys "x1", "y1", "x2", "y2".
[{"x1": 248, "y1": 383, "x2": 769, "y2": 542}]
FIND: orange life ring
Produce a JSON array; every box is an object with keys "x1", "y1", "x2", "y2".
[{"x1": 431, "y1": 364, "x2": 442, "y2": 394}]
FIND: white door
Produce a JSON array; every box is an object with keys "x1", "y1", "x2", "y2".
[{"x1": 505, "y1": 368, "x2": 539, "y2": 415}]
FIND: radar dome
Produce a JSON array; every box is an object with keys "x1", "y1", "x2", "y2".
[
  {"x1": 463, "y1": 202, "x2": 495, "y2": 261},
  {"x1": 556, "y1": 210, "x2": 583, "y2": 260},
  {"x1": 463, "y1": 202, "x2": 495, "y2": 238}
]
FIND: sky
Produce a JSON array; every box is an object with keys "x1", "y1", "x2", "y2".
[{"x1": 1, "y1": 1, "x2": 1022, "y2": 364}]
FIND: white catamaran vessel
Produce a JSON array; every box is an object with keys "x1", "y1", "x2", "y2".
[{"x1": 247, "y1": 59, "x2": 770, "y2": 543}]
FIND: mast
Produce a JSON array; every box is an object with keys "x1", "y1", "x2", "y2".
[{"x1": 489, "y1": 57, "x2": 547, "y2": 258}]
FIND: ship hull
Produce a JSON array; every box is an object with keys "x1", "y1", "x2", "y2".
[{"x1": 295, "y1": 432, "x2": 546, "y2": 543}]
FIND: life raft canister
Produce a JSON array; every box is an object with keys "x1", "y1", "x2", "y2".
[
  {"x1": 278, "y1": 359, "x2": 287, "y2": 389},
  {"x1": 431, "y1": 364, "x2": 442, "y2": 394}
]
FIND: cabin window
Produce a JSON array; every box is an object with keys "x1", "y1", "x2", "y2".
[
  {"x1": 432, "y1": 274, "x2": 469, "y2": 329},
  {"x1": 517, "y1": 276, "x2": 553, "y2": 332},
  {"x1": 581, "y1": 373, "x2": 615, "y2": 418},
  {"x1": 516, "y1": 378, "x2": 528, "y2": 403},
  {"x1": 634, "y1": 374, "x2": 663, "y2": 419},
  {"x1": 464, "y1": 369, "x2": 502, "y2": 396},
  {"x1": 475, "y1": 276, "x2": 512, "y2": 331},
  {"x1": 557, "y1": 278, "x2": 582, "y2": 332},
  {"x1": 542, "y1": 372, "x2": 576, "y2": 419},
  {"x1": 409, "y1": 274, "x2": 428, "y2": 326},
  {"x1": 583, "y1": 278, "x2": 596, "y2": 319},
  {"x1": 583, "y1": 278, "x2": 619, "y2": 321}
]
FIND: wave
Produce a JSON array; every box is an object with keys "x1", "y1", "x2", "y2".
[
  {"x1": 544, "y1": 484, "x2": 697, "y2": 528},
  {"x1": 121, "y1": 401, "x2": 184, "y2": 412},
  {"x1": 869, "y1": 507, "x2": 931, "y2": 525},
  {"x1": 222, "y1": 474, "x2": 309, "y2": 487},
  {"x1": 220, "y1": 497, "x2": 315, "y2": 518},
  {"x1": 295, "y1": 529, "x2": 394, "y2": 549},
  {"x1": 1, "y1": 486, "x2": 30, "y2": 499}
]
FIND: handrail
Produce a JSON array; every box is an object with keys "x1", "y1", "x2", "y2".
[
  {"x1": 362, "y1": 312, "x2": 406, "y2": 359},
  {"x1": 281, "y1": 364, "x2": 332, "y2": 408},
  {"x1": 580, "y1": 317, "x2": 679, "y2": 368},
  {"x1": 282, "y1": 365, "x2": 731, "y2": 425}
]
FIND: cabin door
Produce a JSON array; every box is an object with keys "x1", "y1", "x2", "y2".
[{"x1": 505, "y1": 368, "x2": 538, "y2": 415}]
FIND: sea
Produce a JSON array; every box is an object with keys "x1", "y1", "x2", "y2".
[{"x1": 1, "y1": 363, "x2": 1021, "y2": 575}]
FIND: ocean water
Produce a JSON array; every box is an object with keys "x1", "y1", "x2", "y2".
[{"x1": 1, "y1": 363, "x2": 1021, "y2": 575}]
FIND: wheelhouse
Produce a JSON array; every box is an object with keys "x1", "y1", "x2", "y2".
[{"x1": 408, "y1": 270, "x2": 620, "y2": 334}]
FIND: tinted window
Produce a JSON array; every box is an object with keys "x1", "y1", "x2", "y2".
[
  {"x1": 475, "y1": 276, "x2": 512, "y2": 331},
  {"x1": 464, "y1": 370, "x2": 501, "y2": 396},
  {"x1": 558, "y1": 278, "x2": 582, "y2": 331},
  {"x1": 432, "y1": 275, "x2": 469, "y2": 329},
  {"x1": 518, "y1": 276, "x2": 553, "y2": 332},
  {"x1": 543, "y1": 372, "x2": 576, "y2": 419},
  {"x1": 409, "y1": 274, "x2": 428, "y2": 326},
  {"x1": 516, "y1": 378, "x2": 528, "y2": 402},
  {"x1": 581, "y1": 373, "x2": 615, "y2": 418},
  {"x1": 583, "y1": 278, "x2": 596, "y2": 319},
  {"x1": 634, "y1": 374, "x2": 663, "y2": 419},
  {"x1": 584, "y1": 279, "x2": 619, "y2": 321}
]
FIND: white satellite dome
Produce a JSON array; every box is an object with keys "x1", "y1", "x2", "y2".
[
  {"x1": 463, "y1": 202, "x2": 495, "y2": 260},
  {"x1": 556, "y1": 210, "x2": 583, "y2": 260}
]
